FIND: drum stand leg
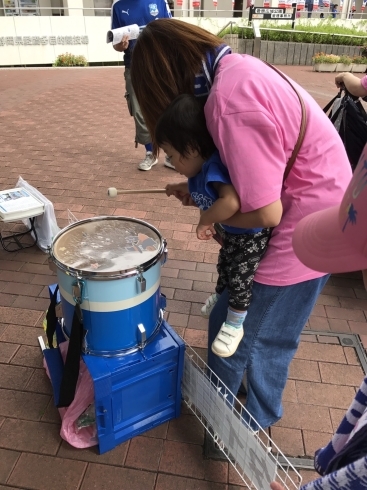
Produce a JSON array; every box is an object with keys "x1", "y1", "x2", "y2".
[{"x1": 0, "y1": 217, "x2": 38, "y2": 252}]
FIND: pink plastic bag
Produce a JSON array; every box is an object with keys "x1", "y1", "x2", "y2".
[{"x1": 44, "y1": 341, "x2": 98, "y2": 448}]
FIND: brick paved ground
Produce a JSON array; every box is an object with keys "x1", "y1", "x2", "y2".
[{"x1": 0, "y1": 66, "x2": 366, "y2": 490}]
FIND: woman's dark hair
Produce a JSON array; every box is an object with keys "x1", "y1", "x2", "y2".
[
  {"x1": 130, "y1": 19, "x2": 223, "y2": 154},
  {"x1": 155, "y1": 94, "x2": 216, "y2": 159}
]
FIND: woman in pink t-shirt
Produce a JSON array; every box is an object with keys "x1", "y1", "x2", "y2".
[{"x1": 130, "y1": 19, "x2": 352, "y2": 430}]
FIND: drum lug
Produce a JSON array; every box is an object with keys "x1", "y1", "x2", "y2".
[
  {"x1": 72, "y1": 280, "x2": 84, "y2": 304},
  {"x1": 160, "y1": 239, "x2": 168, "y2": 265},
  {"x1": 138, "y1": 323, "x2": 146, "y2": 347},
  {"x1": 137, "y1": 272, "x2": 146, "y2": 293}
]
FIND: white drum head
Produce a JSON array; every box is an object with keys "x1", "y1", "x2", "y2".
[{"x1": 52, "y1": 217, "x2": 163, "y2": 274}]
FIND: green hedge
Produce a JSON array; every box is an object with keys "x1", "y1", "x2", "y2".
[{"x1": 219, "y1": 20, "x2": 367, "y2": 45}]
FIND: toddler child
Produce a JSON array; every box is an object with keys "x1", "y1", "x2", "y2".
[{"x1": 156, "y1": 94, "x2": 271, "y2": 358}]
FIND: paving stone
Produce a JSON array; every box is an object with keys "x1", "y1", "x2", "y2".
[
  {"x1": 276, "y1": 402, "x2": 333, "y2": 433},
  {"x1": 125, "y1": 435, "x2": 163, "y2": 471},
  {"x1": 327, "y1": 318, "x2": 350, "y2": 333},
  {"x1": 8, "y1": 453, "x2": 87, "y2": 490},
  {"x1": 340, "y1": 297, "x2": 367, "y2": 310},
  {"x1": 0, "y1": 419, "x2": 61, "y2": 455},
  {"x1": 296, "y1": 381, "x2": 355, "y2": 410},
  {"x1": 307, "y1": 315, "x2": 330, "y2": 331},
  {"x1": 310, "y1": 304, "x2": 326, "y2": 317},
  {"x1": 161, "y1": 267, "x2": 179, "y2": 278},
  {"x1": 282, "y1": 380, "x2": 298, "y2": 403},
  {"x1": 167, "y1": 414, "x2": 204, "y2": 445},
  {"x1": 316, "y1": 294, "x2": 340, "y2": 307},
  {"x1": 318, "y1": 362, "x2": 364, "y2": 386},
  {"x1": 343, "y1": 346, "x2": 360, "y2": 365},
  {"x1": 322, "y1": 285, "x2": 356, "y2": 298},
  {"x1": 58, "y1": 439, "x2": 129, "y2": 466},
  {"x1": 196, "y1": 263, "x2": 217, "y2": 273},
  {"x1": 303, "y1": 430, "x2": 333, "y2": 458},
  {"x1": 24, "y1": 368, "x2": 53, "y2": 395},
  {"x1": 0, "y1": 448, "x2": 20, "y2": 484},
  {"x1": 178, "y1": 270, "x2": 213, "y2": 282},
  {"x1": 295, "y1": 342, "x2": 347, "y2": 363},
  {"x1": 348, "y1": 320, "x2": 367, "y2": 335},
  {"x1": 204, "y1": 460, "x2": 228, "y2": 483},
  {"x1": 184, "y1": 329, "x2": 208, "y2": 349},
  {"x1": 0, "y1": 364, "x2": 33, "y2": 390},
  {"x1": 289, "y1": 359, "x2": 321, "y2": 382},
  {"x1": 80, "y1": 463, "x2": 155, "y2": 490},
  {"x1": 167, "y1": 312, "x2": 189, "y2": 328},
  {"x1": 142, "y1": 421, "x2": 169, "y2": 439},
  {"x1": 317, "y1": 335, "x2": 340, "y2": 344},
  {"x1": 270, "y1": 427, "x2": 305, "y2": 457},
  {"x1": 0, "y1": 342, "x2": 19, "y2": 363},
  {"x1": 159, "y1": 440, "x2": 206, "y2": 479},
  {"x1": 0, "y1": 388, "x2": 50, "y2": 421},
  {"x1": 325, "y1": 306, "x2": 366, "y2": 322},
  {"x1": 10, "y1": 295, "x2": 50, "y2": 311},
  {"x1": 40, "y1": 398, "x2": 61, "y2": 424},
  {"x1": 10, "y1": 345, "x2": 44, "y2": 369},
  {"x1": 0, "y1": 307, "x2": 42, "y2": 326},
  {"x1": 156, "y1": 474, "x2": 227, "y2": 490},
  {"x1": 1, "y1": 325, "x2": 43, "y2": 347},
  {"x1": 187, "y1": 315, "x2": 208, "y2": 331},
  {"x1": 0, "y1": 325, "x2": 7, "y2": 338},
  {"x1": 228, "y1": 465, "x2": 248, "y2": 487}
]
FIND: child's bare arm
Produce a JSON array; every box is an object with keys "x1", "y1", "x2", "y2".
[
  {"x1": 196, "y1": 184, "x2": 240, "y2": 240},
  {"x1": 199, "y1": 183, "x2": 241, "y2": 226}
]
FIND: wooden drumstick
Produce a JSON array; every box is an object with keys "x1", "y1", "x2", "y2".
[{"x1": 108, "y1": 187, "x2": 166, "y2": 197}]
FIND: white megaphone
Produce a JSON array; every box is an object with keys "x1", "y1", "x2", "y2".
[{"x1": 106, "y1": 24, "x2": 142, "y2": 45}]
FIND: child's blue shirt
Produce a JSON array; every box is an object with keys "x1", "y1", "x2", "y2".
[{"x1": 188, "y1": 151, "x2": 262, "y2": 235}]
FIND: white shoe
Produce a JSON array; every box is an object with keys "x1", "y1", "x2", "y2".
[
  {"x1": 201, "y1": 293, "x2": 218, "y2": 318},
  {"x1": 164, "y1": 155, "x2": 175, "y2": 169},
  {"x1": 211, "y1": 323, "x2": 244, "y2": 358},
  {"x1": 138, "y1": 152, "x2": 158, "y2": 171}
]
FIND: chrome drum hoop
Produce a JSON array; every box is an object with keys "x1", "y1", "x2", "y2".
[{"x1": 49, "y1": 216, "x2": 167, "y2": 281}]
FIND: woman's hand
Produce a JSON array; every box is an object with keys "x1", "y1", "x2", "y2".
[
  {"x1": 113, "y1": 35, "x2": 129, "y2": 52},
  {"x1": 196, "y1": 223, "x2": 216, "y2": 241}
]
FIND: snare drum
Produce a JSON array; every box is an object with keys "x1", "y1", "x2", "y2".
[{"x1": 49, "y1": 216, "x2": 167, "y2": 356}]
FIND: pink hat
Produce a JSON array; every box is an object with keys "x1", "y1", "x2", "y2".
[{"x1": 292, "y1": 145, "x2": 367, "y2": 274}]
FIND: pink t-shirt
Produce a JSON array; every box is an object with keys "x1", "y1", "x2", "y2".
[
  {"x1": 205, "y1": 54, "x2": 352, "y2": 286},
  {"x1": 361, "y1": 75, "x2": 367, "y2": 91}
]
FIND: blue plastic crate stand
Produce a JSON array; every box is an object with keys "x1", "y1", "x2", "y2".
[
  {"x1": 83, "y1": 320, "x2": 185, "y2": 454},
  {"x1": 42, "y1": 284, "x2": 185, "y2": 455}
]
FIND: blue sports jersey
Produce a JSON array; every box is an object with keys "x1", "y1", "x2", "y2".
[
  {"x1": 188, "y1": 151, "x2": 262, "y2": 235},
  {"x1": 111, "y1": 0, "x2": 171, "y2": 68}
]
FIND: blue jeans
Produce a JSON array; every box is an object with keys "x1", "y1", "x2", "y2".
[{"x1": 207, "y1": 276, "x2": 329, "y2": 429}]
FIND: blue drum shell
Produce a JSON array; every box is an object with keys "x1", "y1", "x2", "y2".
[{"x1": 57, "y1": 260, "x2": 163, "y2": 355}]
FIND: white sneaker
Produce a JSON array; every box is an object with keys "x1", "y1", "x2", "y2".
[
  {"x1": 211, "y1": 323, "x2": 244, "y2": 358},
  {"x1": 201, "y1": 293, "x2": 218, "y2": 318},
  {"x1": 164, "y1": 155, "x2": 175, "y2": 169},
  {"x1": 138, "y1": 152, "x2": 158, "y2": 171}
]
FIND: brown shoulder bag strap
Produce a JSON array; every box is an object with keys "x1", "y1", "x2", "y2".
[{"x1": 263, "y1": 61, "x2": 308, "y2": 182}]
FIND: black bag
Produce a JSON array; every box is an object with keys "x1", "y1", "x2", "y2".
[{"x1": 324, "y1": 89, "x2": 367, "y2": 172}]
